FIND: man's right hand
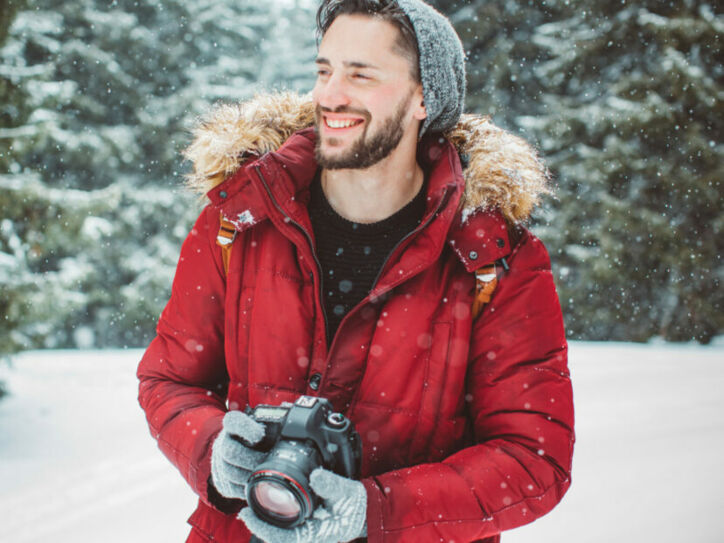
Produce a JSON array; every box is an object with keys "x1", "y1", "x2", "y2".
[{"x1": 211, "y1": 410, "x2": 267, "y2": 500}]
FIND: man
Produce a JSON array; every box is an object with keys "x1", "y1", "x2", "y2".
[{"x1": 137, "y1": 1, "x2": 574, "y2": 542}]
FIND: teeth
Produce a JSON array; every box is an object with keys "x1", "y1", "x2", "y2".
[{"x1": 326, "y1": 118, "x2": 360, "y2": 128}]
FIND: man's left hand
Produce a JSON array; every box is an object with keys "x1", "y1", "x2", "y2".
[{"x1": 238, "y1": 467, "x2": 367, "y2": 543}]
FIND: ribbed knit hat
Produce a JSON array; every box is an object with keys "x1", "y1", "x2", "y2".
[{"x1": 395, "y1": 0, "x2": 466, "y2": 136}]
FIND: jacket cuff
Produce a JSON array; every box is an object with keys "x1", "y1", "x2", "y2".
[
  {"x1": 189, "y1": 412, "x2": 225, "y2": 504},
  {"x1": 207, "y1": 475, "x2": 245, "y2": 514},
  {"x1": 363, "y1": 477, "x2": 385, "y2": 543}
]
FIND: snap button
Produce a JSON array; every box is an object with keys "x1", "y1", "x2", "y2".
[
  {"x1": 469, "y1": 251, "x2": 478, "y2": 260},
  {"x1": 496, "y1": 238, "x2": 505, "y2": 248},
  {"x1": 219, "y1": 190, "x2": 228, "y2": 199},
  {"x1": 309, "y1": 373, "x2": 322, "y2": 391}
]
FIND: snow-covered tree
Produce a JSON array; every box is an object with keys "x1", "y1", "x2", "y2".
[
  {"x1": 0, "y1": 0, "x2": 317, "y2": 352},
  {"x1": 437, "y1": 0, "x2": 564, "y2": 120},
  {"x1": 520, "y1": 0, "x2": 722, "y2": 343},
  {"x1": 5, "y1": 0, "x2": 717, "y2": 351},
  {"x1": 0, "y1": 0, "x2": 26, "y2": 372},
  {"x1": 257, "y1": 0, "x2": 317, "y2": 92},
  {"x1": 444, "y1": 0, "x2": 722, "y2": 343}
]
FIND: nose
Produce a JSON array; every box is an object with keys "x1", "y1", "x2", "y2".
[{"x1": 314, "y1": 72, "x2": 351, "y2": 111}]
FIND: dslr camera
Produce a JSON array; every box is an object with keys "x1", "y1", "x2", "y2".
[{"x1": 241, "y1": 395, "x2": 362, "y2": 528}]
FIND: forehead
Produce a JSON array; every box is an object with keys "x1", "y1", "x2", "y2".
[{"x1": 318, "y1": 14, "x2": 408, "y2": 70}]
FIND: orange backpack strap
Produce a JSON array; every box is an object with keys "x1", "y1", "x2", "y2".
[
  {"x1": 216, "y1": 211, "x2": 503, "y2": 309},
  {"x1": 472, "y1": 263, "x2": 499, "y2": 320},
  {"x1": 216, "y1": 213, "x2": 237, "y2": 275}
]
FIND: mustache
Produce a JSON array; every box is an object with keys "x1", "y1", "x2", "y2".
[{"x1": 315, "y1": 104, "x2": 371, "y2": 122}]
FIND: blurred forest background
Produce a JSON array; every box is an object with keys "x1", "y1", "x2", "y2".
[{"x1": 1, "y1": 0, "x2": 721, "y2": 358}]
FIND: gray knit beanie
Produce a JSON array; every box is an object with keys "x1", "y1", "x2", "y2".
[{"x1": 395, "y1": 0, "x2": 466, "y2": 136}]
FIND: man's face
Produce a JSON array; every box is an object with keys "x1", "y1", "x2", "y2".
[{"x1": 312, "y1": 14, "x2": 425, "y2": 170}]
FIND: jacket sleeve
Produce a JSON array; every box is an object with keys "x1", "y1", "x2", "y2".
[
  {"x1": 137, "y1": 205, "x2": 229, "y2": 504},
  {"x1": 362, "y1": 231, "x2": 575, "y2": 542}
]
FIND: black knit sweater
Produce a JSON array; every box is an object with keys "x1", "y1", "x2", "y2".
[{"x1": 308, "y1": 172, "x2": 427, "y2": 341}]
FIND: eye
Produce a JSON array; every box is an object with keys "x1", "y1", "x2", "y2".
[
  {"x1": 317, "y1": 69, "x2": 330, "y2": 78},
  {"x1": 352, "y1": 73, "x2": 370, "y2": 80}
]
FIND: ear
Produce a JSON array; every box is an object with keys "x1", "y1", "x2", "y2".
[{"x1": 412, "y1": 85, "x2": 427, "y2": 121}]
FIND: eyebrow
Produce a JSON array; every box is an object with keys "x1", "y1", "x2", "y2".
[{"x1": 315, "y1": 57, "x2": 380, "y2": 70}]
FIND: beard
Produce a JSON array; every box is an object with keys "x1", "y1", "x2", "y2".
[{"x1": 314, "y1": 92, "x2": 413, "y2": 170}]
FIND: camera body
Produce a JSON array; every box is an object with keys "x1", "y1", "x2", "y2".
[{"x1": 243, "y1": 395, "x2": 362, "y2": 528}]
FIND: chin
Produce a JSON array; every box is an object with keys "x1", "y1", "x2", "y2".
[{"x1": 320, "y1": 140, "x2": 355, "y2": 158}]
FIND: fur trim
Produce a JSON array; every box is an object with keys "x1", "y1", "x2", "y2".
[
  {"x1": 184, "y1": 92, "x2": 315, "y2": 192},
  {"x1": 184, "y1": 92, "x2": 549, "y2": 223},
  {"x1": 446, "y1": 114, "x2": 551, "y2": 223}
]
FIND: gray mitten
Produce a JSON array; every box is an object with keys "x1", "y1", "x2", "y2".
[
  {"x1": 239, "y1": 467, "x2": 367, "y2": 543},
  {"x1": 210, "y1": 410, "x2": 267, "y2": 499}
]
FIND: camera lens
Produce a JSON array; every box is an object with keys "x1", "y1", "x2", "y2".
[
  {"x1": 251, "y1": 479, "x2": 301, "y2": 519},
  {"x1": 247, "y1": 440, "x2": 322, "y2": 527}
]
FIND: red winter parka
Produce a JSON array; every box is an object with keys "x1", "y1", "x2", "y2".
[{"x1": 137, "y1": 93, "x2": 574, "y2": 543}]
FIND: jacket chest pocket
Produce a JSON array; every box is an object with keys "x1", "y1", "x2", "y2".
[{"x1": 409, "y1": 321, "x2": 454, "y2": 462}]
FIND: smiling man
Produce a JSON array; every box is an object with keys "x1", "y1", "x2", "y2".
[
  {"x1": 137, "y1": 1, "x2": 574, "y2": 542},
  {"x1": 313, "y1": 12, "x2": 424, "y2": 165}
]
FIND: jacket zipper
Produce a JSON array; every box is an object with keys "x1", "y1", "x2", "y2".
[
  {"x1": 256, "y1": 164, "x2": 451, "y2": 376},
  {"x1": 326, "y1": 185, "x2": 451, "y2": 358},
  {"x1": 254, "y1": 166, "x2": 330, "y2": 340},
  {"x1": 370, "y1": 186, "x2": 450, "y2": 290}
]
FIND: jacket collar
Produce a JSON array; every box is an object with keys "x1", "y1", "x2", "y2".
[{"x1": 208, "y1": 126, "x2": 463, "y2": 242}]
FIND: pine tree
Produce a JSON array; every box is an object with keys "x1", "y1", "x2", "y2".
[
  {"x1": 257, "y1": 0, "x2": 317, "y2": 93},
  {"x1": 1, "y1": 0, "x2": 31, "y2": 358},
  {"x1": 519, "y1": 0, "x2": 722, "y2": 342},
  {"x1": 434, "y1": 0, "x2": 564, "y2": 122},
  {"x1": 0, "y1": 0, "x2": 28, "y2": 175},
  {"x1": 0, "y1": 0, "x2": 291, "y2": 351},
  {"x1": 445, "y1": 0, "x2": 722, "y2": 343},
  {"x1": 0, "y1": 0, "x2": 27, "y2": 380}
]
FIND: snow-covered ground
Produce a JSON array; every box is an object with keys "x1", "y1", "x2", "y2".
[{"x1": 0, "y1": 342, "x2": 722, "y2": 542}]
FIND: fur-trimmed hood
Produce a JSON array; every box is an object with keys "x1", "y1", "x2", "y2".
[{"x1": 184, "y1": 91, "x2": 550, "y2": 224}]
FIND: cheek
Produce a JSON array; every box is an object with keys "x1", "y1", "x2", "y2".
[
  {"x1": 375, "y1": 87, "x2": 400, "y2": 106},
  {"x1": 370, "y1": 79, "x2": 416, "y2": 113},
  {"x1": 367, "y1": 90, "x2": 400, "y2": 119},
  {"x1": 311, "y1": 82, "x2": 322, "y2": 103}
]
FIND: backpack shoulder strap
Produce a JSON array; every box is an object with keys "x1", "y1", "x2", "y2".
[
  {"x1": 472, "y1": 223, "x2": 521, "y2": 319},
  {"x1": 471, "y1": 263, "x2": 498, "y2": 320},
  {"x1": 216, "y1": 212, "x2": 237, "y2": 275},
  {"x1": 216, "y1": 211, "x2": 504, "y2": 310},
  {"x1": 472, "y1": 255, "x2": 511, "y2": 320}
]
